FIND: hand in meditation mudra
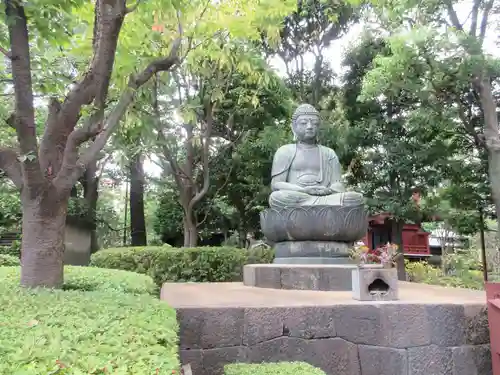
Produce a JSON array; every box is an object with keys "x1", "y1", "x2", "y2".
[{"x1": 269, "y1": 104, "x2": 364, "y2": 209}]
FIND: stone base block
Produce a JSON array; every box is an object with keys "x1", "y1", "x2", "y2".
[
  {"x1": 352, "y1": 266, "x2": 399, "y2": 301},
  {"x1": 273, "y1": 241, "x2": 352, "y2": 265},
  {"x1": 163, "y1": 283, "x2": 491, "y2": 375},
  {"x1": 244, "y1": 264, "x2": 356, "y2": 291}
]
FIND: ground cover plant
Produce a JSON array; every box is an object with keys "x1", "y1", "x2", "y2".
[
  {"x1": 0, "y1": 254, "x2": 20, "y2": 266},
  {"x1": 0, "y1": 266, "x2": 158, "y2": 295},
  {"x1": 0, "y1": 266, "x2": 178, "y2": 374}
]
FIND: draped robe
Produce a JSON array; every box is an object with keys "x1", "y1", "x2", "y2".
[{"x1": 268, "y1": 144, "x2": 362, "y2": 209}]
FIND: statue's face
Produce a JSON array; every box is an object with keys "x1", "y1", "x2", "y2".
[{"x1": 293, "y1": 114, "x2": 320, "y2": 142}]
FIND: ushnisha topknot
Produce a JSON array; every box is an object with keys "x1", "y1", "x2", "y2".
[{"x1": 291, "y1": 103, "x2": 320, "y2": 124}]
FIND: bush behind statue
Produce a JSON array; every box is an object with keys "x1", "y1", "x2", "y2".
[
  {"x1": 406, "y1": 254, "x2": 484, "y2": 290},
  {"x1": 0, "y1": 266, "x2": 178, "y2": 374},
  {"x1": 90, "y1": 246, "x2": 274, "y2": 286}
]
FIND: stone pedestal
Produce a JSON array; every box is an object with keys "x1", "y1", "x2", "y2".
[
  {"x1": 273, "y1": 241, "x2": 352, "y2": 264},
  {"x1": 352, "y1": 266, "x2": 399, "y2": 301},
  {"x1": 243, "y1": 264, "x2": 356, "y2": 291},
  {"x1": 260, "y1": 205, "x2": 367, "y2": 264},
  {"x1": 260, "y1": 205, "x2": 368, "y2": 243}
]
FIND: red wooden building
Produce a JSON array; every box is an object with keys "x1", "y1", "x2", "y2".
[{"x1": 360, "y1": 213, "x2": 431, "y2": 258}]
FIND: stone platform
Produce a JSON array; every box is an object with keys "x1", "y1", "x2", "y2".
[
  {"x1": 244, "y1": 264, "x2": 356, "y2": 291},
  {"x1": 161, "y1": 282, "x2": 492, "y2": 375}
]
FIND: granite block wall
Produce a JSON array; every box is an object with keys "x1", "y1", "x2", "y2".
[{"x1": 176, "y1": 304, "x2": 492, "y2": 375}]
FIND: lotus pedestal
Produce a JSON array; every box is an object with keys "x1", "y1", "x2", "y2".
[{"x1": 260, "y1": 205, "x2": 368, "y2": 264}]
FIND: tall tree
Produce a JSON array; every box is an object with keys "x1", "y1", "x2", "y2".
[
  {"x1": 128, "y1": 151, "x2": 147, "y2": 246},
  {"x1": 0, "y1": 0, "x2": 295, "y2": 287},
  {"x1": 112, "y1": 115, "x2": 150, "y2": 247},
  {"x1": 341, "y1": 34, "x2": 457, "y2": 279},
  {"x1": 151, "y1": 45, "x2": 288, "y2": 246},
  {"x1": 359, "y1": 0, "x2": 500, "y2": 237},
  {"x1": 263, "y1": 0, "x2": 358, "y2": 106},
  {"x1": 210, "y1": 83, "x2": 292, "y2": 246}
]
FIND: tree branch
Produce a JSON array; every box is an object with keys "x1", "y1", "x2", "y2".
[
  {"x1": 479, "y1": 0, "x2": 494, "y2": 43},
  {"x1": 52, "y1": 86, "x2": 134, "y2": 191},
  {"x1": 475, "y1": 78, "x2": 500, "y2": 151},
  {"x1": 63, "y1": 0, "x2": 126, "y2": 116},
  {"x1": 56, "y1": 113, "x2": 105, "y2": 184},
  {"x1": 97, "y1": 153, "x2": 112, "y2": 180},
  {"x1": 97, "y1": 217, "x2": 129, "y2": 232},
  {"x1": 469, "y1": 0, "x2": 481, "y2": 36},
  {"x1": 0, "y1": 148, "x2": 23, "y2": 189},
  {"x1": 445, "y1": 1, "x2": 464, "y2": 31},
  {"x1": 39, "y1": 0, "x2": 127, "y2": 174},
  {"x1": 52, "y1": 6, "x2": 184, "y2": 192},
  {"x1": 5, "y1": 0, "x2": 43, "y2": 190},
  {"x1": 125, "y1": 0, "x2": 141, "y2": 13},
  {"x1": 196, "y1": 160, "x2": 235, "y2": 227},
  {"x1": 153, "y1": 77, "x2": 189, "y2": 187},
  {"x1": 134, "y1": 8, "x2": 184, "y2": 86},
  {"x1": 187, "y1": 103, "x2": 218, "y2": 213},
  {"x1": 5, "y1": 112, "x2": 16, "y2": 130},
  {"x1": 455, "y1": 100, "x2": 485, "y2": 148},
  {"x1": 0, "y1": 45, "x2": 11, "y2": 59},
  {"x1": 132, "y1": 37, "x2": 182, "y2": 88}
]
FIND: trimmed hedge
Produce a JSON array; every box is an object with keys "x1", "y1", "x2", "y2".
[
  {"x1": 0, "y1": 254, "x2": 20, "y2": 266},
  {"x1": 0, "y1": 267, "x2": 179, "y2": 374},
  {"x1": 225, "y1": 362, "x2": 326, "y2": 375},
  {"x1": 0, "y1": 266, "x2": 158, "y2": 295},
  {"x1": 90, "y1": 246, "x2": 274, "y2": 285}
]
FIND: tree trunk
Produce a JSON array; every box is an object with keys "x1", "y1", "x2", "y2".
[
  {"x1": 123, "y1": 180, "x2": 128, "y2": 247},
  {"x1": 129, "y1": 152, "x2": 147, "y2": 246},
  {"x1": 183, "y1": 215, "x2": 197, "y2": 247},
  {"x1": 391, "y1": 219, "x2": 406, "y2": 281},
  {"x1": 479, "y1": 207, "x2": 488, "y2": 281},
  {"x1": 81, "y1": 165, "x2": 99, "y2": 253},
  {"x1": 238, "y1": 228, "x2": 248, "y2": 248},
  {"x1": 488, "y1": 150, "x2": 500, "y2": 232},
  {"x1": 312, "y1": 54, "x2": 323, "y2": 107},
  {"x1": 476, "y1": 79, "x2": 500, "y2": 236},
  {"x1": 20, "y1": 194, "x2": 68, "y2": 288}
]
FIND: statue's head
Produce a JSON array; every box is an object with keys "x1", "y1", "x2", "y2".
[{"x1": 291, "y1": 104, "x2": 320, "y2": 143}]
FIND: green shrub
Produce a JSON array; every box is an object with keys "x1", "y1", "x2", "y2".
[
  {"x1": 0, "y1": 239, "x2": 21, "y2": 258},
  {"x1": 90, "y1": 246, "x2": 274, "y2": 286},
  {"x1": 0, "y1": 266, "x2": 158, "y2": 295},
  {"x1": 0, "y1": 254, "x2": 20, "y2": 266},
  {"x1": 225, "y1": 362, "x2": 326, "y2": 375},
  {"x1": 0, "y1": 284, "x2": 179, "y2": 374},
  {"x1": 406, "y1": 260, "x2": 484, "y2": 290}
]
